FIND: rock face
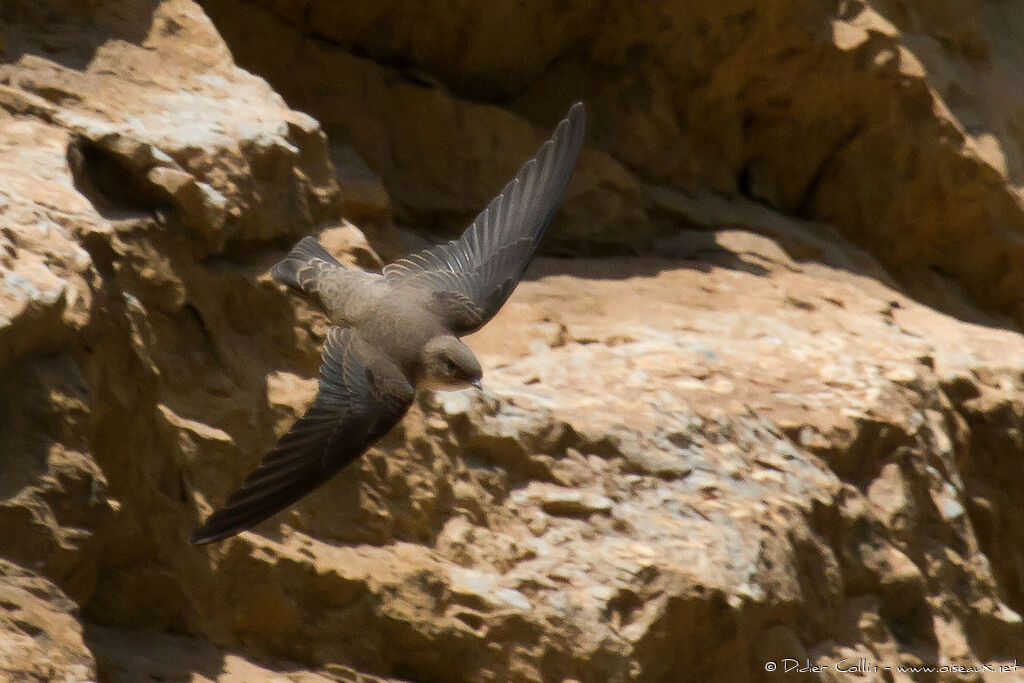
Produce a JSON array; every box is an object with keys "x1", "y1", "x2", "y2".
[
  {"x1": 0, "y1": 560, "x2": 95, "y2": 681},
  {"x1": 3, "y1": 0, "x2": 1024, "y2": 682},
  {"x1": 204, "y1": 0, "x2": 1024, "y2": 323}
]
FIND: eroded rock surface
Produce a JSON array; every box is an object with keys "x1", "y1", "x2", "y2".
[
  {"x1": 0, "y1": 560, "x2": 95, "y2": 682},
  {"x1": 205, "y1": 0, "x2": 1024, "y2": 324},
  {"x1": 2, "y1": 1, "x2": 1024, "y2": 682}
]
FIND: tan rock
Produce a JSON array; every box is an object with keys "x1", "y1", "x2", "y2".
[
  {"x1": 86, "y1": 623, "x2": 399, "y2": 682},
  {"x1": 201, "y1": 0, "x2": 650, "y2": 255},
  {"x1": 2, "y1": 0, "x2": 1024, "y2": 681},
  {"x1": 0, "y1": 560, "x2": 95, "y2": 682},
  {"x1": 207, "y1": 0, "x2": 1024, "y2": 323}
]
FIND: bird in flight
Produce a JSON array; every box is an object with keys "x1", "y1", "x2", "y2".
[{"x1": 192, "y1": 102, "x2": 586, "y2": 544}]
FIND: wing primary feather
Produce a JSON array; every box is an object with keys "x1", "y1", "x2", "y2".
[
  {"x1": 191, "y1": 328, "x2": 413, "y2": 545},
  {"x1": 381, "y1": 102, "x2": 585, "y2": 333}
]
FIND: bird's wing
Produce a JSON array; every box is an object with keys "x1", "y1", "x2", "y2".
[
  {"x1": 191, "y1": 327, "x2": 414, "y2": 544},
  {"x1": 271, "y1": 235, "x2": 345, "y2": 293},
  {"x1": 382, "y1": 102, "x2": 586, "y2": 334}
]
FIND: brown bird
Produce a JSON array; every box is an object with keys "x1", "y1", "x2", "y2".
[{"x1": 192, "y1": 102, "x2": 586, "y2": 544}]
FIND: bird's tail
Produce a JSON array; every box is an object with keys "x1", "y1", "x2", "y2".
[{"x1": 271, "y1": 236, "x2": 344, "y2": 290}]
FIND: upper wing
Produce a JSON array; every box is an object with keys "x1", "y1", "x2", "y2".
[
  {"x1": 382, "y1": 102, "x2": 586, "y2": 334},
  {"x1": 191, "y1": 327, "x2": 414, "y2": 544}
]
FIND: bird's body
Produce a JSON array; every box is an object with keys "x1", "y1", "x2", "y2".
[
  {"x1": 192, "y1": 102, "x2": 586, "y2": 545},
  {"x1": 294, "y1": 262, "x2": 436, "y2": 370}
]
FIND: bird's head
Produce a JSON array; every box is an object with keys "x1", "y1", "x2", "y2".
[{"x1": 420, "y1": 335, "x2": 483, "y2": 390}]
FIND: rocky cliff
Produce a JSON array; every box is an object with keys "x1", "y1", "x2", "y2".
[{"x1": 3, "y1": 0, "x2": 1024, "y2": 681}]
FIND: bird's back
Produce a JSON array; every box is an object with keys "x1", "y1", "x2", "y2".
[
  {"x1": 315, "y1": 268, "x2": 390, "y2": 328},
  {"x1": 272, "y1": 236, "x2": 390, "y2": 328},
  {"x1": 356, "y1": 282, "x2": 448, "y2": 377}
]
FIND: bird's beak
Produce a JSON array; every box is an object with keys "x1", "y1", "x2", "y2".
[{"x1": 470, "y1": 378, "x2": 483, "y2": 391}]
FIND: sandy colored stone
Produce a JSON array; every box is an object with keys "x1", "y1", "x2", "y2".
[
  {"x1": 86, "y1": 624, "x2": 403, "y2": 683},
  {"x1": 0, "y1": 560, "x2": 95, "y2": 682},
  {"x1": 206, "y1": 0, "x2": 1024, "y2": 324},
  {"x1": 201, "y1": 0, "x2": 650, "y2": 255},
  {"x1": 2, "y1": 0, "x2": 1024, "y2": 681}
]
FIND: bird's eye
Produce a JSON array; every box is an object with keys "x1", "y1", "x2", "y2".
[{"x1": 443, "y1": 358, "x2": 456, "y2": 374}]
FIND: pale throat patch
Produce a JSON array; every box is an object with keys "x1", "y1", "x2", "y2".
[{"x1": 416, "y1": 372, "x2": 478, "y2": 391}]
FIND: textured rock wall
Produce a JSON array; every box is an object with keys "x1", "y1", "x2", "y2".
[
  {"x1": 205, "y1": 0, "x2": 1024, "y2": 323},
  {"x1": 2, "y1": 0, "x2": 1024, "y2": 681}
]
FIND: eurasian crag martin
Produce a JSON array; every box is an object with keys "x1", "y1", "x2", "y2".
[{"x1": 192, "y1": 102, "x2": 586, "y2": 544}]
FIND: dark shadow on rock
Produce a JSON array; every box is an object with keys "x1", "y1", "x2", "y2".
[
  {"x1": 0, "y1": 353, "x2": 90, "y2": 499},
  {"x1": 521, "y1": 208, "x2": 1018, "y2": 336},
  {"x1": 518, "y1": 248, "x2": 767, "y2": 288},
  {"x1": 644, "y1": 188, "x2": 1021, "y2": 333},
  {"x1": 73, "y1": 214, "x2": 317, "y2": 631},
  {"x1": 0, "y1": 0, "x2": 158, "y2": 70},
  {"x1": 66, "y1": 134, "x2": 171, "y2": 222},
  {"x1": 83, "y1": 624, "x2": 227, "y2": 683}
]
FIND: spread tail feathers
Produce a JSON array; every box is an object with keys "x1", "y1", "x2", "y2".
[{"x1": 271, "y1": 236, "x2": 343, "y2": 289}]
